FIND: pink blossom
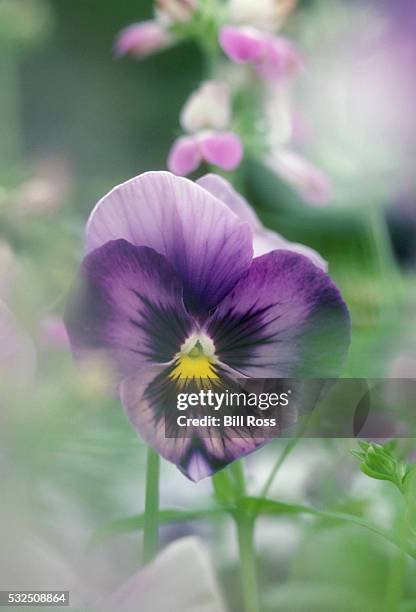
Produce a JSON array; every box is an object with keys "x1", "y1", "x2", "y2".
[
  {"x1": 168, "y1": 80, "x2": 243, "y2": 175},
  {"x1": 200, "y1": 132, "x2": 243, "y2": 171},
  {"x1": 167, "y1": 132, "x2": 243, "y2": 175},
  {"x1": 271, "y1": 150, "x2": 332, "y2": 206},
  {"x1": 39, "y1": 316, "x2": 69, "y2": 349},
  {"x1": 115, "y1": 21, "x2": 171, "y2": 58},
  {"x1": 167, "y1": 136, "x2": 202, "y2": 176},
  {"x1": 219, "y1": 25, "x2": 302, "y2": 80},
  {"x1": 219, "y1": 26, "x2": 264, "y2": 62}
]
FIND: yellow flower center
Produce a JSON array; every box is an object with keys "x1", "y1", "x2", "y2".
[{"x1": 170, "y1": 335, "x2": 218, "y2": 382}]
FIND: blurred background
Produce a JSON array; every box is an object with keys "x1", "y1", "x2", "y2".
[{"x1": 1, "y1": 0, "x2": 416, "y2": 610}]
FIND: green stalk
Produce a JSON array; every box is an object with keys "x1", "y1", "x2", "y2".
[
  {"x1": 365, "y1": 203, "x2": 407, "y2": 312},
  {"x1": 230, "y1": 459, "x2": 246, "y2": 498},
  {"x1": 230, "y1": 460, "x2": 260, "y2": 612},
  {"x1": 236, "y1": 514, "x2": 260, "y2": 612},
  {"x1": 259, "y1": 436, "x2": 300, "y2": 500},
  {"x1": 366, "y1": 204, "x2": 396, "y2": 279},
  {"x1": 142, "y1": 446, "x2": 160, "y2": 565}
]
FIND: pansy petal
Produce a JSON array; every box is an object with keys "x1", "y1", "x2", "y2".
[
  {"x1": 64, "y1": 239, "x2": 193, "y2": 383},
  {"x1": 200, "y1": 132, "x2": 243, "y2": 171},
  {"x1": 197, "y1": 173, "x2": 327, "y2": 270},
  {"x1": 206, "y1": 250, "x2": 350, "y2": 378},
  {"x1": 167, "y1": 136, "x2": 202, "y2": 176},
  {"x1": 121, "y1": 366, "x2": 269, "y2": 481},
  {"x1": 219, "y1": 26, "x2": 264, "y2": 63},
  {"x1": 253, "y1": 228, "x2": 327, "y2": 271},
  {"x1": 86, "y1": 171, "x2": 253, "y2": 314},
  {"x1": 197, "y1": 173, "x2": 261, "y2": 229}
]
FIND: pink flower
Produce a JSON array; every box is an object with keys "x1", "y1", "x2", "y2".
[
  {"x1": 167, "y1": 80, "x2": 243, "y2": 175},
  {"x1": 219, "y1": 25, "x2": 302, "y2": 80},
  {"x1": 39, "y1": 316, "x2": 69, "y2": 349},
  {"x1": 115, "y1": 21, "x2": 171, "y2": 58},
  {"x1": 270, "y1": 150, "x2": 332, "y2": 206},
  {"x1": 168, "y1": 132, "x2": 243, "y2": 175}
]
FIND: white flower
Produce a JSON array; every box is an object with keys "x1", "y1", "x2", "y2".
[
  {"x1": 180, "y1": 81, "x2": 232, "y2": 133},
  {"x1": 104, "y1": 537, "x2": 227, "y2": 612},
  {"x1": 228, "y1": 0, "x2": 297, "y2": 32}
]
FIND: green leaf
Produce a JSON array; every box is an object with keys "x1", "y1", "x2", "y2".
[
  {"x1": 239, "y1": 496, "x2": 317, "y2": 519},
  {"x1": 89, "y1": 506, "x2": 224, "y2": 546}
]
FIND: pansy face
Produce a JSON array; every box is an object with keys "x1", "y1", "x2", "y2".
[{"x1": 65, "y1": 172, "x2": 350, "y2": 481}]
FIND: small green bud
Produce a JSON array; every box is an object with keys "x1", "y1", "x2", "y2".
[{"x1": 352, "y1": 441, "x2": 407, "y2": 491}]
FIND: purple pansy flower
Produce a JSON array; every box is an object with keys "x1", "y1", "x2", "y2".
[
  {"x1": 219, "y1": 26, "x2": 302, "y2": 80},
  {"x1": 167, "y1": 81, "x2": 243, "y2": 176},
  {"x1": 65, "y1": 172, "x2": 350, "y2": 481}
]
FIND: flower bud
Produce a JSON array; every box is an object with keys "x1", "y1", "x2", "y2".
[
  {"x1": 115, "y1": 21, "x2": 171, "y2": 58},
  {"x1": 352, "y1": 441, "x2": 406, "y2": 489}
]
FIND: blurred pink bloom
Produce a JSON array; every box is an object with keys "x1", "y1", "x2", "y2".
[
  {"x1": 8, "y1": 155, "x2": 72, "y2": 217},
  {"x1": 167, "y1": 136, "x2": 202, "y2": 175},
  {"x1": 168, "y1": 80, "x2": 243, "y2": 175},
  {"x1": 219, "y1": 26, "x2": 264, "y2": 62},
  {"x1": 102, "y1": 537, "x2": 226, "y2": 612},
  {"x1": 263, "y1": 85, "x2": 330, "y2": 205},
  {"x1": 219, "y1": 26, "x2": 302, "y2": 80},
  {"x1": 200, "y1": 132, "x2": 243, "y2": 170},
  {"x1": 115, "y1": 21, "x2": 171, "y2": 58},
  {"x1": 168, "y1": 132, "x2": 243, "y2": 175},
  {"x1": 271, "y1": 150, "x2": 331, "y2": 206},
  {"x1": 156, "y1": 0, "x2": 197, "y2": 24},
  {"x1": 40, "y1": 315, "x2": 69, "y2": 349}
]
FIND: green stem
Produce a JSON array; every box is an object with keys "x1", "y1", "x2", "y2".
[
  {"x1": 366, "y1": 205, "x2": 397, "y2": 279},
  {"x1": 142, "y1": 446, "x2": 160, "y2": 565},
  {"x1": 230, "y1": 461, "x2": 260, "y2": 612},
  {"x1": 236, "y1": 515, "x2": 260, "y2": 612},
  {"x1": 230, "y1": 459, "x2": 246, "y2": 498},
  {"x1": 260, "y1": 436, "x2": 300, "y2": 500}
]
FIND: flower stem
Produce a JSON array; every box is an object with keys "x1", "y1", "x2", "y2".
[
  {"x1": 230, "y1": 459, "x2": 246, "y2": 498},
  {"x1": 142, "y1": 446, "x2": 160, "y2": 565},
  {"x1": 260, "y1": 436, "x2": 300, "y2": 500},
  {"x1": 236, "y1": 514, "x2": 260, "y2": 612},
  {"x1": 366, "y1": 204, "x2": 397, "y2": 279},
  {"x1": 230, "y1": 460, "x2": 260, "y2": 612}
]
